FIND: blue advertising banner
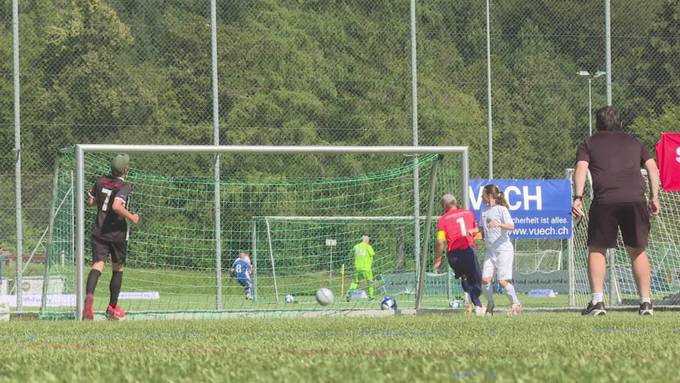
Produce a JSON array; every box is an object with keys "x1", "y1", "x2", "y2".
[{"x1": 469, "y1": 179, "x2": 572, "y2": 239}]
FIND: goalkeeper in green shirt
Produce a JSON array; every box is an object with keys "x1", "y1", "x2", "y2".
[{"x1": 346, "y1": 235, "x2": 376, "y2": 301}]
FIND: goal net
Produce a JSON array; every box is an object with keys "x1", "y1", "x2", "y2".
[
  {"x1": 41, "y1": 145, "x2": 468, "y2": 319},
  {"x1": 514, "y1": 250, "x2": 563, "y2": 273},
  {"x1": 569, "y1": 169, "x2": 680, "y2": 307}
]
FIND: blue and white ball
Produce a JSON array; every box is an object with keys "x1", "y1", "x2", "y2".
[
  {"x1": 285, "y1": 294, "x2": 295, "y2": 304},
  {"x1": 381, "y1": 297, "x2": 397, "y2": 311},
  {"x1": 315, "y1": 288, "x2": 334, "y2": 306}
]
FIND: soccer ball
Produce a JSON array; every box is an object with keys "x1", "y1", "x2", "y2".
[
  {"x1": 381, "y1": 297, "x2": 397, "y2": 311},
  {"x1": 315, "y1": 288, "x2": 334, "y2": 306},
  {"x1": 285, "y1": 294, "x2": 295, "y2": 304}
]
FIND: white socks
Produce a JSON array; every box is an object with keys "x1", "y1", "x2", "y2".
[
  {"x1": 641, "y1": 297, "x2": 651, "y2": 304},
  {"x1": 592, "y1": 292, "x2": 604, "y2": 304},
  {"x1": 482, "y1": 283, "x2": 494, "y2": 306},
  {"x1": 504, "y1": 283, "x2": 520, "y2": 305},
  {"x1": 483, "y1": 282, "x2": 520, "y2": 306}
]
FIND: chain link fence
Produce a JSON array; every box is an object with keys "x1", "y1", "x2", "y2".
[{"x1": 1, "y1": 1, "x2": 677, "y2": 307}]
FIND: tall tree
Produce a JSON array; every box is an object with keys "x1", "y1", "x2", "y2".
[{"x1": 633, "y1": 0, "x2": 680, "y2": 114}]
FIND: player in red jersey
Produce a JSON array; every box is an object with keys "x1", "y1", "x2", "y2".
[
  {"x1": 82, "y1": 154, "x2": 140, "y2": 320},
  {"x1": 434, "y1": 194, "x2": 484, "y2": 316}
]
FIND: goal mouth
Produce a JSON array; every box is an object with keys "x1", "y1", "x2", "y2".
[{"x1": 42, "y1": 145, "x2": 469, "y2": 319}]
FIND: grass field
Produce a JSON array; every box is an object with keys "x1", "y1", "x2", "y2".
[
  {"x1": 2, "y1": 312, "x2": 679, "y2": 382},
  {"x1": 21, "y1": 259, "x2": 575, "y2": 317}
]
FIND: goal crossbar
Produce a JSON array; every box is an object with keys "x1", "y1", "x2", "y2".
[
  {"x1": 73, "y1": 144, "x2": 469, "y2": 319},
  {"x1": 76, "y1": 144, "x2": 468, "y2": 154}
]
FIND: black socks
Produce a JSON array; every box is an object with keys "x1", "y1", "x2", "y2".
[
  {"x1": 85, "y1": 269, "x2": 101, "y2": 295},
  {"x1": 109, "y1": 271, "x2": 123, "y2": 307}
]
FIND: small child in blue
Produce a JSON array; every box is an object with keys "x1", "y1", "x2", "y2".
[{"x1": 230, "y1": 252, "x2": 253, "y2": 300}]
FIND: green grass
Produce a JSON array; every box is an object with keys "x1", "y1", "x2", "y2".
[
  {"x1": 2, "y1": 313, "x2": 679, "y2": 382},
  {"x1": 35, "y1": 263, "x2": 574, "y2": 316}
]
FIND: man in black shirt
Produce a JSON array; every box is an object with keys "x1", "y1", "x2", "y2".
[
  {"x1": 572, "y1": 106, "x2": 660, "y2": 316},
  {"x1": 82, "y1": 154, "x2": 140, "y2": 320}
]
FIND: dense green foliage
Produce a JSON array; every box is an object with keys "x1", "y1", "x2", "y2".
[
  {"x1": 2, "y1": 0, "x2": 678, "y2": 251},
  {"x1": 1, "y1": 1, "x2": 676, "y2": 172},
  {"x1": 2, "y1": 314, "x2": 680, "y2": 382}
]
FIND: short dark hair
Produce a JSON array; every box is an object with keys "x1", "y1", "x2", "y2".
[{"x1": 595, "y1": 106, "x2": 622, "y2": 131}]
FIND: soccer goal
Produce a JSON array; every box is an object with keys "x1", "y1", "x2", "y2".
[
  {"x1": 41, "y1": 145, "x2": 469, "y2": 320},
  {"x1": 568, "y1": 169, "x2": 680, "y2": 307},
  {"x1": 514, "y1": 250, "x2": 563, "y2": 273}
]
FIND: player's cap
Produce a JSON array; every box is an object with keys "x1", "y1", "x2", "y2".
[
  {"x1": 361, "y1": 235, "x2": 370, "y2": 241},
  {"x1": 441, "y1": 193, "x2": 457, "y2": 206},
  {"x1": 111, "y1": 154, "x2": 130, "y2": 175}
]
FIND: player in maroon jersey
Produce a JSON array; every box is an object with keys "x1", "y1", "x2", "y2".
[
  {"x1": 82, "y1": 154, "x2": 140, "y2": 320},
  {"x1": 434, "y1": 194, "x2": 485, "y2": 316}
]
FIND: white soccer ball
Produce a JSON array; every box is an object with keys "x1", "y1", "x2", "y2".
[
  {"x1": 285, "y1": 294, "x2": 295, "y2": 304},
  {"x1": 315, "y1": 288, "x2": 334, "y2": 306},
  {"x1": 381, "y1": 297, "x2": 397, "y2": 311}
]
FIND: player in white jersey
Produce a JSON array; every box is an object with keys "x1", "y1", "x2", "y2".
[{"x1": 480, "y1": 184, "x2": 522, "y2": 316}]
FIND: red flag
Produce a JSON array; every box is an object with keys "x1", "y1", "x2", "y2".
[{"x1": 656, "y1": 132, "x2": 680, "y2": 192}]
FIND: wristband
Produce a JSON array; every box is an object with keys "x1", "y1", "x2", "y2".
[{"x1": 573, "y1": 195, "x2": 583, "y2": 201}]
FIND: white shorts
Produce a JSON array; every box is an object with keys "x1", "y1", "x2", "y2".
[{"x1": 482, "y1": 249, "x2": 514, "y2": 281}]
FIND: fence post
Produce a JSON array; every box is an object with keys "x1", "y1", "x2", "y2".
[
  {"x1": 12, "y1": 0, "x2": 23, "y2": 313},
  {"x1": 486, "y1": 0, "x2": 494, "y2": 179},
  {"x1": 567, "y1": 169, "x2": 576, "y2": 306},
  {"x1": 605, "y1": 0, "x2": 612, "y2": 105},
  {"x1": 210, "y1": 0, "x2": 222, "y2": 311},
  {"x1": 409, "y1": 0, "x2": 421, "y2": 279}
]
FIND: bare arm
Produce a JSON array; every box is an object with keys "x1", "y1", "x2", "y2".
[
  {"x1": 573, "y1": 161, "x2": 589, "y2": 198},
  {"x1": 571, "y1": 160, "x2": 589, "y2": 218},
  {"x1": 434, "y1": 239, "x2": 445, "y2": 273},
  {"x1": 644, "y1": 158, "x2": 661, "y2": 217},
  {"x1": 488, "y1": 207, "x2": 514, "y2": 231},
  {"x1": 112, "y1": 198, "x2": 140, "y2": 224},
  {"x1": 86, "y1": 190, "x2": 96, "y2": 206}
]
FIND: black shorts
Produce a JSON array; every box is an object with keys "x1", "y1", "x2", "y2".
[
  {"x1": 92, "y1": 237, "x2": 128, "y2": 264},
  {"x1": 587, "y1": 201, "x2": 650, "y2": 249}
]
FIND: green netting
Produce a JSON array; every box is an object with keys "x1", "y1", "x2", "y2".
[{"x1": 41, "y1": 149, "x2": 466, "y2": 319}]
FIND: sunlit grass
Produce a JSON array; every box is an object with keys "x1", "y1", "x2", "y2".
[{"x1": 2, "y1": 312, "x2": 679, "y2": 382}]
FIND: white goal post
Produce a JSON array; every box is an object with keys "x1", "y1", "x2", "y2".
[{"x1": 73, "y1": 145, "x2": 469, "y2": 319}]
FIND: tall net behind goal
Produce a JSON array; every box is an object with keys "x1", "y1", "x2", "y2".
[
  {"x1": 42, "y1": 145, "x2": 467, "y2": 319},
  {"x1": 570, "y1": 169, "x2": 680, "y2": 307}
]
